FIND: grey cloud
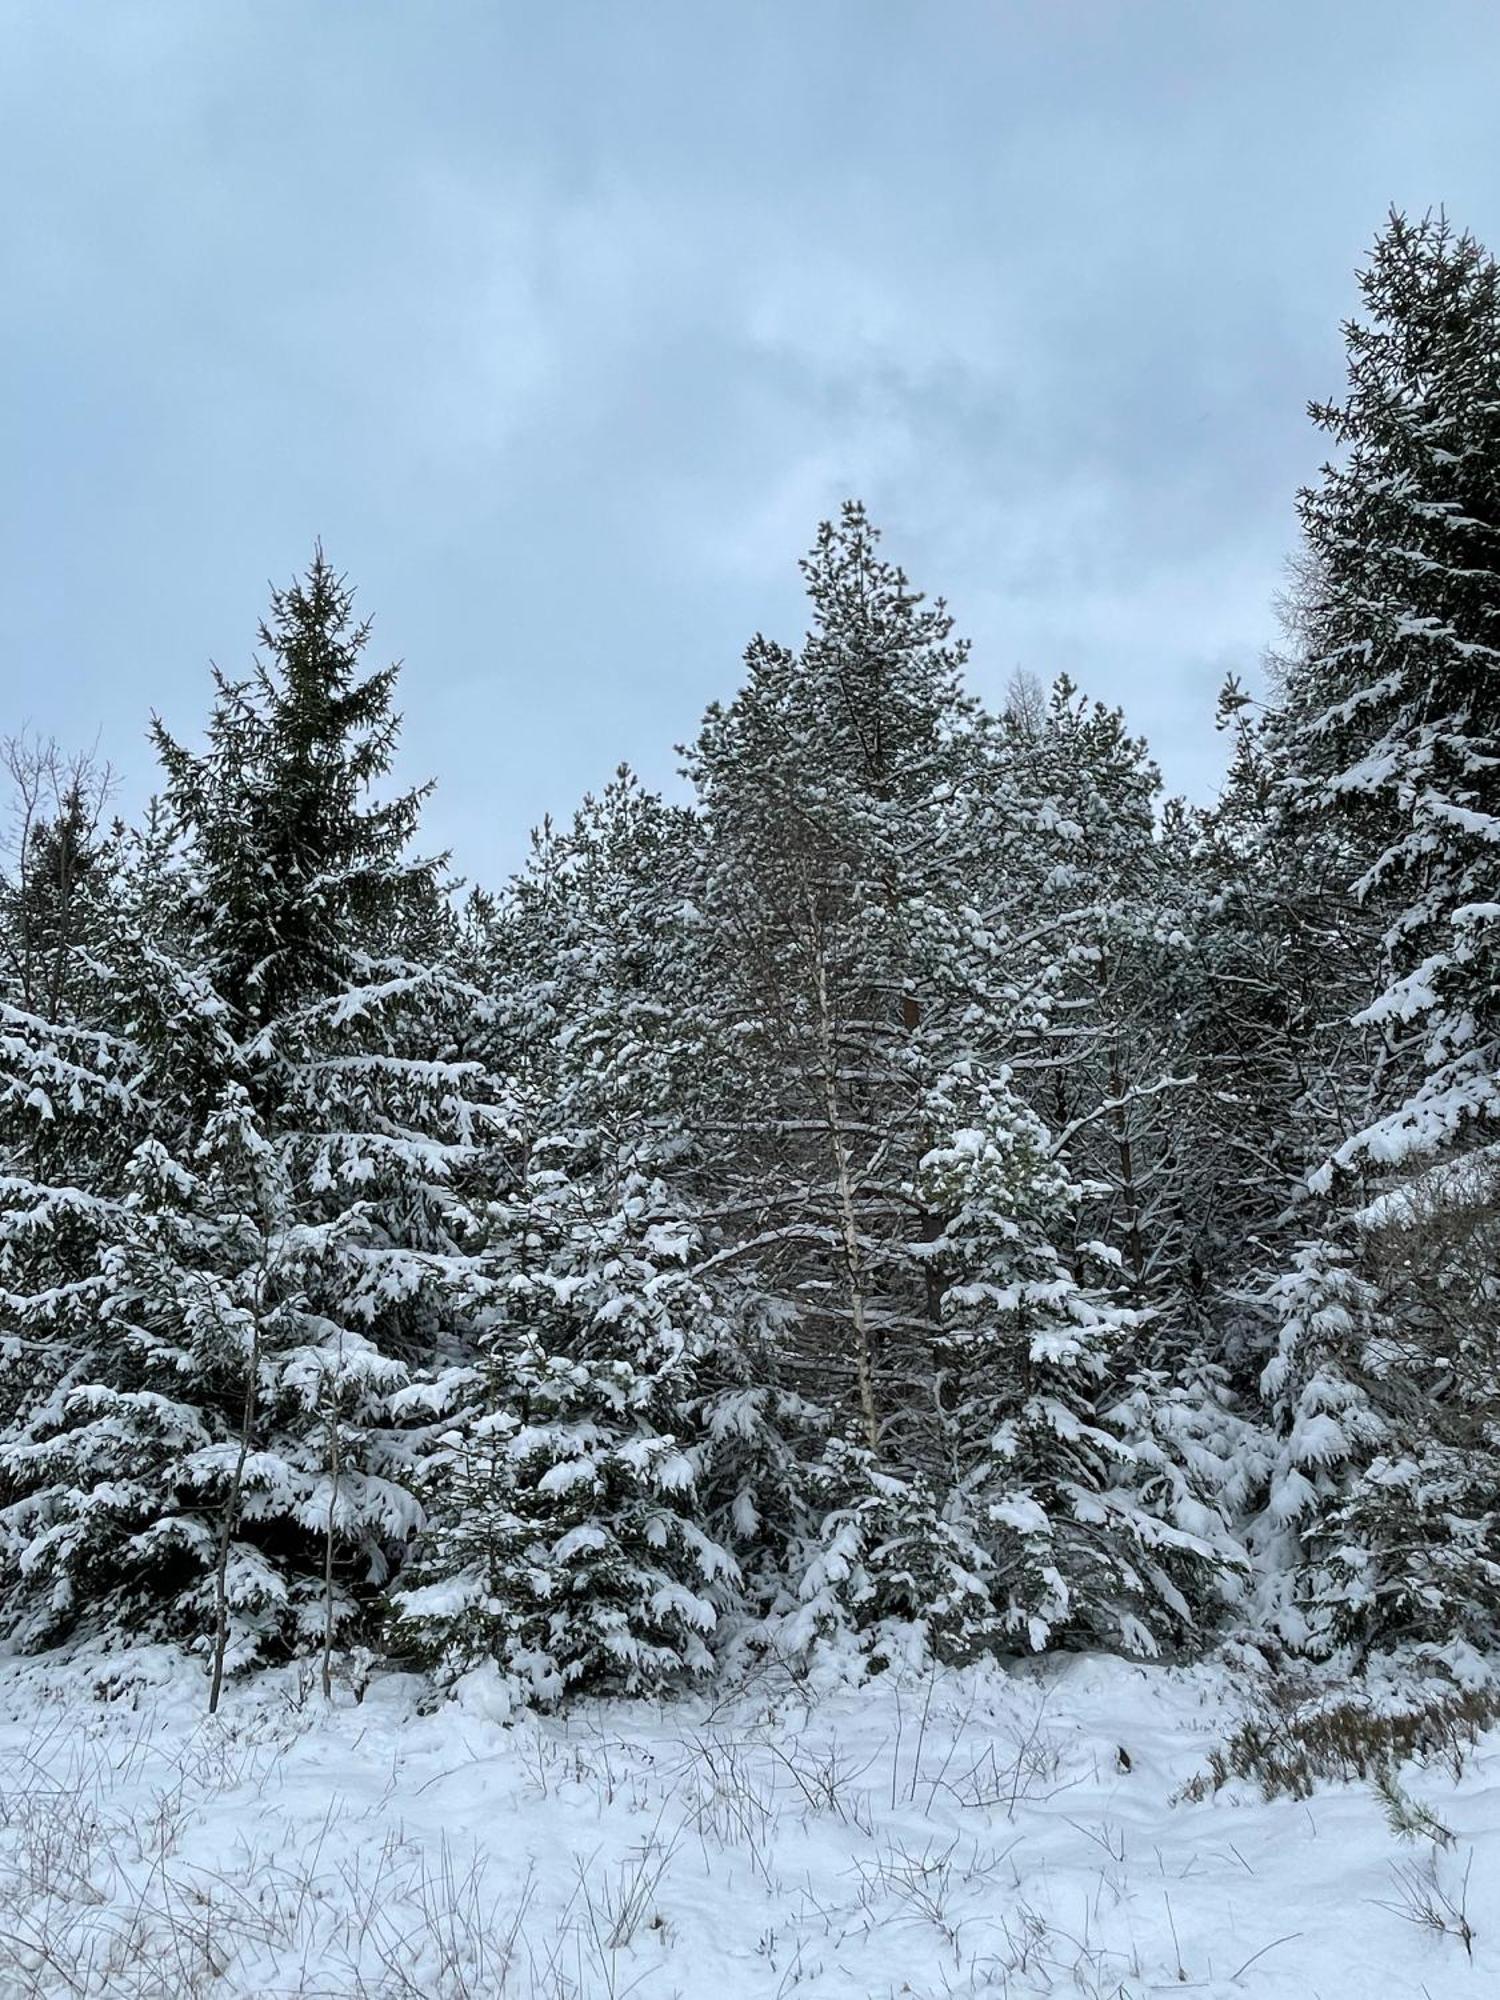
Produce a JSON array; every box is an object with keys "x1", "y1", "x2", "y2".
[{"x1": 4, "y1": 1, "x2": 1499, "y2": 875}]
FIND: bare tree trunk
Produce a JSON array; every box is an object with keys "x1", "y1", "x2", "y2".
[
  {"x1": 900, "y1": 989, "x2": 949, "y2": 1328},
  {"x1": 1108, "y1": 1036, "x2": 1147, "y2": 1292},
  {"x1": 811, "y1": 926, "x2": 880, "y2": 1455},
  {"x1": 321, "y1": 1360, "x2": 341, "y2": 1702}
]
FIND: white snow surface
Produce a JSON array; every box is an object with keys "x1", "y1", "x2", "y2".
[{"x1": 0, "y1": 1645, "x2": 1495, "y2": 1998}]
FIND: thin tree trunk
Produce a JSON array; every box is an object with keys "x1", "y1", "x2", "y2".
[
  {"x1": 321, "y1": 1362, "x2": 341, "y2": 1701},
  {"x1": 811, "y1": 927, "x2": 881, "y2": 1455},
  {"x1": 1108, "y1": 1036, "x2": 1146, "y2": 1292},
  {"x1": 901, "y1": 989, "x2": 949, "y2": 1328},
  {"x1": 209, "y1": 1317, "x2": 261, "y2": 1716}
]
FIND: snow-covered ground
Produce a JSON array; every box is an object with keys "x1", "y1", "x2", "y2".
[{"x1": 0, "y1": 1645, "x2": 1495, "y2": 1998}]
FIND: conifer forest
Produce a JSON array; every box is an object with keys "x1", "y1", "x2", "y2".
[{"x1": 3, "y1": 201, "x2": 1500, "y2": 1998}]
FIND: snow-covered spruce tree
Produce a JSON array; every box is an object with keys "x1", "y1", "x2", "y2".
[
  {"x1": 0, "y1": 810, "x2": 263, "y2": 1656},
  {"x1": 1169, "y1": 683, "x2": 1379, "y2": 1387},
  {"x1": 0, "y1": 745, "x2": 165, "y2": 1645},
  {"x1": 913, "y1": 1069, "x2": 1217, "y2": 1657},
  {"x1": 391, "y1": 1161, "x2": 740, "y2": 1702},
  {"x1": 1260, "y1": 213, "x2": 1500, "y2": 1655},
  {"x1": 3, "y1": 555, "x2": 507, "y2": 1669},
  {"x1": 983, "y1": 678, "x2": 1201, "y2": 1321},
  {"x1": 392, "y1": 774, "x2": 745, "y2": 1699},
  {"x1": 685, "y1": 504, "x2": 1226, "y2": 1663},
  {"x1": 945, "y1": 678, "x2": 1253, "y2": 1626}
]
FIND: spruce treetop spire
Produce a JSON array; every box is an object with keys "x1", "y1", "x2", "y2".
[
  {"x1": 794, "y1": 499, "x2": 973, "y2": 789},
  {"x1": 1285, "y1": 209, "x2": 1500, "y2": 1169},
  {"x1": 151, "y1": 546, "x2": 441, "y2": 1032}
]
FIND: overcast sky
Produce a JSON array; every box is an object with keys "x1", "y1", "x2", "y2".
[{"x1": 5, "y1": 2, "x2": 1499, "y2": 879}]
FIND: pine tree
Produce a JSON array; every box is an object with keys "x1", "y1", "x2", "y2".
[
  {"x1": 684, "y1": 505, "x2": 1226, "y2": 1662},
  {"x1": 1262, "y1": 213, "x2": 1500, "y2": 1654},
  {"x1": 0, "y1": 746, "x2": 159, "y2": 1645},
  {"x1": 915, "y1": 1068, "x2": 1216, "y2": 1656},
  {"x1": 1282, "y1": 212, "x2": 1500, "y2": 1168},
  {"x1": 1169, "y1": 684, "x2": 1378, "y2": 1373},
  {"x1": 685, "y1": 504, "x2": 982, "y2": 1465},
  {"x1": 392, "y1": 774, "x2": 742, "y2": 1698},
  {"x1": 958, "y1": 679, "x2": 1252, "y2": 1642},
  {"x1": 983, "y1": 678, "x2": 1199, "y2": 1324},
  {"x1": 1, "y1": 557, "x2": 508, "y2": 1669},
  {"x1": 392, "y1": 1157, "x2": 737, "y2": 1701}
]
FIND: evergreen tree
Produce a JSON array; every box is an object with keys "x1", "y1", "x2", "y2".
[
  {"x1": 2, "y1": 557, "x2": 507, "y2": 1669},
  {"x1": 1262, "y1": 213, "x2": 1500, "y2": 1653},
  {"x1": 0, "y1": 748, "x2": 158, "y2": 1645},
  {"x1": 1275, "y1": 213, "x2": 1500, "y2": 1169},
  {"x1": 392, "y1": 1157, "x2": 737, "y2": 1701},
  {"x1": 939, "y1": 679, "x2": 1254, "y2": 1633},
  {"x1": 1170, "y1": 685, "x2": 1378, "y2": 1377},
  {"x1": 392, "y1": 774, "x2": 742, "y2": 1697},
  {"x1": 984, "y1": 678, "x2": 1197, "y2": 1326},
  {"x1": 685, "y1": 505, "x2": 1226, "y2": 1662}
]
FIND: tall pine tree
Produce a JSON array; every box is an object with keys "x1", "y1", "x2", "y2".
[
  {"x1": 1262, "y1": 214, "x2": 1500, "y2": 1655},
  {"x1": 392, "y1": 774, "x2": 742, "y2": 1698},
  {"x1": 2, "y1": 557, "x2": 508, "y2": 1672},
  {"x1": 685, "y1": 505, "x2": 1225, "y2": 1662}
]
